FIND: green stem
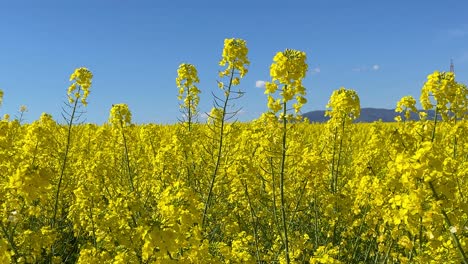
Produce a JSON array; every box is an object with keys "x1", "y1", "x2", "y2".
[
  {"x1": 334, "y1": 117, "x2": 346, "y2": 193},
  {"x1": 280, "y1": 100, "x2": 290, "y2": 264},
  {"x1": 431, "y1": 107, "x2": 438, "y2": 142},
  {"x1": 418, "y1": 216, "x2": 423, "y2": 255},
  {"x1": 242, "y1": 180, "x2": 261, "y2": 263},
  {"x1": 330, "y1": 126, "x2": 338, "y2": 192},
  {"x1": 90, "y1": 197, "x2": 97, "y2": 248},
  {"x1": 382, "y1": 239, "x2": 394, "y2": 264},
  {"x1": 202, "y1": 66, "x2": 235, "y2": 229},
  {"x1": 52, "y1": 87, "x2": 80, "y2": 227},
  {"x1": 270, "y1": 157, "x2": 282, "y2": 240},
  {"x1": 187, "y1": 91, "x2": 193, "y2": 132},
  {"x1": 120, "y1": 120, "x2": 134, "y2": 192}
]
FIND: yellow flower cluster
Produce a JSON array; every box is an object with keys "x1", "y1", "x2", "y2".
[
  {"x1": 395, "y1": 95, "x2": 417, "y2": 122},
  {"x1": 176, "y1": 63, "x2": 201, "y2": 124},
  {"x1": 265, "y1": 49, "x2": 308, "y2": 115},
  {"x1": 176, "y1": 63, "x2": 200, "y2": 100},
  {"x1": 218, "y1": 38, "x2": 249, "y2": 80},
  {"x1": 325, "y1": 87, "x2": 360, "y2": 125},
  {"x1": 109, "y1": 103, "x2": 132, "y2": 128},
  {"x1": 420, "y1": 71, "x2": 468, "y2": 121},
  {"x1": 67, "y1": 67, "x2": 93, "y2": 106}
]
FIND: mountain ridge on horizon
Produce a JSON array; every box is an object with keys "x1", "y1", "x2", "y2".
[{"x1": 302, "y1": 107, "x2": 436, "y2": 123}]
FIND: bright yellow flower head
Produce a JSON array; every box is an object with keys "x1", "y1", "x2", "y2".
[
  {"x1": 270, "y1": 49, "x2": 308, "y2": 86},
  {"x1": 109, "y1": 104, "x2": 132, "y2": 128},
  {"x1": 325, "y1": 87, "x2": 360, "y2": 124},
  {"x1": 68, "y1": 67, "x2": 93, "y2": 106},
  {"x1": 420, "y1": 70, "x2": 468, "y2": 120},
  {"x1": 176, "y1": 63, "x2": 200, "y2": 90},
  {"x1": 395, "y1": 95, "x2": 417, "y2": 121},
  {"x1": 207, "y1": 107, "x2": 224, "y2": 124},
  {"x1": 266, "y1": 49, "x2": 308, "y2": 115},
  {"x1": 176, "y1": 63, "x2": 201, "y2": 110},
  {"x1": 219, "y1": 38, "x2": 250, "y2": 79}
]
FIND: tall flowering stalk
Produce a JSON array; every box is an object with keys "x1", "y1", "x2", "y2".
[
  {"x1": 202, "y1": 38, "x2": 249, "y2": 229},
  {"x1": 325, "y1": 87, "x2": 360, "y2": 193},
  {"x1": 265, "y1": 49, "x2": 308, "y2": 264},
  {"x1": 109, "y1": 104, "x2": 134, "y2": 192},
  {"x1": 176, "y1": 63, "x2": 201, "y2": 131},
  {"x1": 53, "y1": 67, "x2": 92, "y2": 227},
  {"x1": 420, "y1": 71, "x2": 468, "y2": 263},
  {"x1": 323, "y1": 88, "x2": 360, "y2": 249}
]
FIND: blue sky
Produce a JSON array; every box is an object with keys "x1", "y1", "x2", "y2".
[{"x1": 1, "y1": 0, "x2": 467, "y2": 124}]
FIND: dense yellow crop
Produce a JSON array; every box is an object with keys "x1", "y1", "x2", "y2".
[{"x1": 0, "y1": 39, "x2": 467, "y2": 264}]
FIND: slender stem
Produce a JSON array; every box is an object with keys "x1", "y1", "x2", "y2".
[
  {"x1": 382, "y1": 239, "x2": 394, "y2": 264},
  {"x1": 187, "y1": 91, "x2": 193, "y2": 132},
  {"x1": 288, "y1": 179, "x2": 307, "y2": 230},
  {"x1": 243, "y1": 180, "x2": 261, "y2": 263},
  {"x1": 453, "y1": 119, "x2": 457, "y2": 159},
  {"x1": 334, "y1": 117, "x2": 346, "y2": 193},
  {"x1": 52, "y1": 87, "x2": 80, "y2": 227},
  {"x1": 330, "y1": 126, "x2": 338, "y2": 192},
  {"x1": 270, "y1": 157, "x2": 282, "y2": 238},
  {"x1": 418, "y1": 216, "x2": 423, "y2": 255},
  {"x1": 202, "y1": 66, "x2": 235, "y2": 228},
  {"x1": 431, "y1": 107, "x2": 438, "y2": 142},
  {"x1": 120, "y1": 119, "x2": 134, "y2": 192},
  {"x1": 90, "y1": 197, "x2": 97, "y2": 248},
  {"x1": 313, "y1": 194, "x2": 319, "y2": 247},
  {"x1": 280, "y1": 100, "x2": 290, "y2": 264}
]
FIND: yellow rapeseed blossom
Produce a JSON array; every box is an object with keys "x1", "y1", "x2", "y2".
[
  {"x1": 266, "y1": 49, "x2": 308, "y2": 114},
  {"x1": 395, "y1": 95, "x2": 417, "y2": 121},
  {"x1": 109, "y1": 103, "x2": 132, "y2": 127},
  {"x1": 420, "y1": 70, "x2": 468, "y2": 120},
  {"x1": 176, "y1": 63, "x2": 201, "y2": 123},
  {"x1": 219, "y1": 38, "x2": 250, "y2": 79},
  {"x1": 270, "y1": 49, "x2": 308, "y2": 86},
  {"x1": 176, "y1": 63, "x2": 200, "y2": 97},
  {"x1": 325, "y1": 87, "x2": 360, "y2": 125},
  {"x1": 68, "y1": 67, "x2": 93, "y2": 106}
]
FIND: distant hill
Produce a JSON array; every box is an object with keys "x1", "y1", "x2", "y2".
[{"x1": 303, "y1": 108, "x2": 436, "y2": 123}]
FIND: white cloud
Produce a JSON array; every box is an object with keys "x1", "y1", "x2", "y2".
[
  {"x1": 352, "y1": 64, "x2": 380, "y2": 72},
  {"x1": 255, "y1": 80, "x2": 266, "y2": 88},
  {"x1": 312, "y1": 67, "x2": 321, "y2": 73}
]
